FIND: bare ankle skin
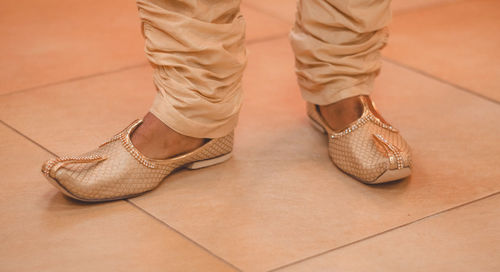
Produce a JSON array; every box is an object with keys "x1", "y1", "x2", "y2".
[
  {"x1": 319, "y1": 95, "x2": 365, "y2": 131},
  {"x1": 318, "y1": 95, "x2": 388, "y2": 132},
  {"x1": 130, "y1": 112, "x2": 205, "y2": 159}
]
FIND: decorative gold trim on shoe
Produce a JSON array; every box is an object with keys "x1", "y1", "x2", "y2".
[
  {"x1": 42, "y1": 155, "x2": 106, "y2": 177},
  {"x1": 119, "y1": 120, "x2": 158, "y2": 169},
  {"x1": 41, "y1": 119, "x2": 234, "y2": 202},
  {"x1": 99, "y1": 119, "x2": 141, "y2": 148},
  {"x1": 99, "y1": 133, "x2": 123, "y2": 148},
  {"x1": 97, "y1": 120, "x2": 159, "y2": 169},
  {"x1": 306, "y1": 97, "x2": 412, "y2": 184},
  {"x1": 330, "y1": 111, "x2": 397, "y2": 139},
  {"x1": 373, "y1": 134, "x2": 404, "y2": 170}
]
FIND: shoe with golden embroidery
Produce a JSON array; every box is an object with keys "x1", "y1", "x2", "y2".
[
  {"x1": 41, "y1": 120, "x2": 233, "y2": 202},
  {"x1": 307, "y1": 96, "x2": 412, "y2": 184}
]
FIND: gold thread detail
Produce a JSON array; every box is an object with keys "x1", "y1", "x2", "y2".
[
  {"x1": 42, "y1": 155, "x2": 105, "y2": 177},
  {"x1": 120, "y1": 122, "x2": 156, "y2": 169},
  {"x1": 373, "y1": 134, "x2": 404, "y2": 169},
  {"x1": 330, "y1": 112, "x2": 397, "y2": 139},
  {"x1": 99, "y1": 133, "x2": 123, "y2": 147}
]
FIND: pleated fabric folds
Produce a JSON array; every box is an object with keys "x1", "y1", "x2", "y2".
[
  {"x1": 137, "y1": 0, "x2": 247, "y2": 138},
  {"x1": 290, "y1": 0, "x2": 392, "y2": 105},
  {"x1": 136, "y1": 0, "x2": 392, "y2": 137}
]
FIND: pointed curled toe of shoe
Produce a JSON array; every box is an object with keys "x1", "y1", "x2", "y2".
[
  {"x1": 41, "y1": 120, "x2": 234, "y2": 202},
  {"x1": 307, "y1": 98, "x2": 412, "y2": 184}
]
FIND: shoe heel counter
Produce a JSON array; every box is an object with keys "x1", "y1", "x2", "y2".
[{"x1": 219, "y1": 131, "x2": 235, "y2": 155}]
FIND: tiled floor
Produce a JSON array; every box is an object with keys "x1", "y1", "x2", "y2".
[{"x1": 1, "y1": 0, "x2": 499, "y2": 271}]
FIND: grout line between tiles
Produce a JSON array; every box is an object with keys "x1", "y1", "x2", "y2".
[
  {"x1": 6, "y1": 107, "x2": 498, "y2": 272},
  {"x1": 0, "y1": 62, "x2": 149, "y2": 97},
  {"x1": 0, "y1": 119, "x2": 242, "y2": 271},
  {"x1": 2, "y1": 7, "x2": 494, "y2": 268},
  {"x1": 382, "y1": 57, "x2": 500, "y2": 106},
  {"x1": 0, "y1": 33, "x2": 288, "y2": 99},
  {"x1": 0, "y1": 120, "x2": 57, "y2": 157},
  {"x1": 268, "y1": 190, "x2": 500, "y2": 272},
  {"x1": 0, "y1": 2, "x2": 490, "y2": 103},
  {"x1": 126, "y1": 200, "x2": 243, "y2": 272}
]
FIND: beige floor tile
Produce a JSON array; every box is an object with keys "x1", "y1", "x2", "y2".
[
  {"x1": 126, "y1": 38, "x2": 497, "y2": 271},
  {"x1": 384, "y1": 0, "x2": 500, "y2": 102},
  {"x1": 0, "y1": 65, "x2": 156, "y2": 156},
  {"x1": 1, "y1": 37, "x2": 498, "y2": 271},
  {"x1": 0, "y1": 0, "x2": 288, "y2": 95},
  {"x1": 279, "y1": 193, "x2": 500, "y2": 272},
  {"x1": 0, "y1": 0, "x2": 145, "y2": 95},
  {"x1": 243, "y1": 5, "x2": 291, "y2": 42},
  {"x1": 0, "y1": 124, "x2": 237, "y2": 272}
]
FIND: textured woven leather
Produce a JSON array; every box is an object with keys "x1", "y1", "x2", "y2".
[
  {"x1": 307, "y1": 98, "x2": 412, "y2": 183},
  {"x1": 42, "y1": 120, "x2": 233, "y2": 201}
]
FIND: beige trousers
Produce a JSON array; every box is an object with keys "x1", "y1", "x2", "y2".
[{"x1": 136, "y1": 0, "x2": 391, "y2": 138}]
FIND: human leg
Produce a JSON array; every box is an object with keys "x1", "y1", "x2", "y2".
[
  {"x1": 291, "y1": 0, "x2": 412, "y2": 183},
  {"x1": 41, "y1": 0, "x2": 246, "y2": 201}
]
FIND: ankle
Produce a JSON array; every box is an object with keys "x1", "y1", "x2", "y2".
[
  {"x1": 130, "y1": 112, "x2": 204, "y2": 159},
  {"x1": 319, "y1": 95, "x2": 365, "y2": 131}
]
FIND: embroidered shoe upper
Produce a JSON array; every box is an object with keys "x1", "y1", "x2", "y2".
[
  {"x1": 307, "y1": 101, "x2": 412, "y2": 183},
  {"x1": 42, "y1": 120, "x2": 234, "y2": 200}
]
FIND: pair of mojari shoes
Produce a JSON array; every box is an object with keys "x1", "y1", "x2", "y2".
[{"x1": 41, "y1": 97, "x2": 412, "y2": 202}]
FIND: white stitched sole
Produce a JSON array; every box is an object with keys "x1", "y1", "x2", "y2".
[{"x1": 185, "y1": 151, "x2": 233, "y2": 170}]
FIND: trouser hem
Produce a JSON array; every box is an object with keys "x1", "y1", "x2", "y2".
[
  {"x1": 299, "y1": 76, "x2": 375, "y2": 105},
  {"x1": 149, "y1": 93, "x2": 239, "y2": 139}
]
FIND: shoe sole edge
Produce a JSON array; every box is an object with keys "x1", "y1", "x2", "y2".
[
  {"x1": 43, "y1": 151, "x2": 233, "y2": 202},
  {"x1": 185, "y1": 151, "x2": 233, "y2": 170},
  {"x1": 370, "y1": 167, "x2": 412, "y2": 184}
]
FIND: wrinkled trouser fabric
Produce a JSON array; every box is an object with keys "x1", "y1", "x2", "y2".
[{"x1": 136, "y1": 0, "x2": 391, "y2": 138}]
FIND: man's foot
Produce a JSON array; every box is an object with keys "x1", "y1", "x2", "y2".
[
  {"x1": 41, "y1": 119, "x2": 234, "y2": 202},
  {"x1": 308, "y1": 95, "x2": 412, "y2": 184},
  {"x1": 319, "y1": 95, "x2": 387, "y2": 132},
  {"x1": 130, "y1": 112, "x2": 205, "y2": 159}
]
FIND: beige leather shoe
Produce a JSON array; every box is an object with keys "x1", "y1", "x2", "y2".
[
  {"x1": 307, "y1": 97, "x2": 412, "y2": 184},
  {"x1": 41, "y1": 120, "x2": 233, "y2": 202}
]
